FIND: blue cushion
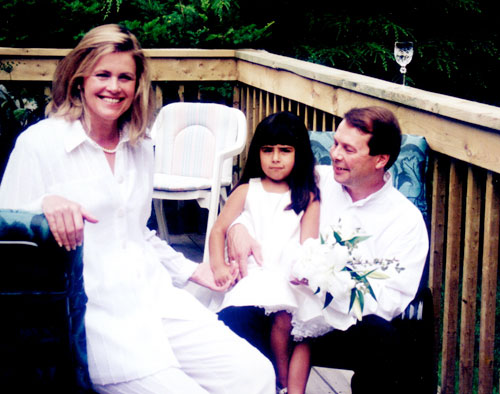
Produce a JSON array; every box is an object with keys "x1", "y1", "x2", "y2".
[
  {"x1": 309, "y1": 131, "x2": 334, "y2": 165},
  {"x1": 308, "y1": 131, "x2": 429, "y2": 221}
]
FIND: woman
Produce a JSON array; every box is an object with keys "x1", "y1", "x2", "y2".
[{"x1": 0, "y1": 24, "x2": 275, "y2": 393}]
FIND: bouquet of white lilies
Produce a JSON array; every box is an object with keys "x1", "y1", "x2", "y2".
[{"x1": 292, "y1": 219, "x2": 403, "y2": 321}]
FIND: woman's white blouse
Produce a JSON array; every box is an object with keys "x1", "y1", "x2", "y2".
[{"x1": 0, "y1": 118, "x2": 199, "y2": 384}]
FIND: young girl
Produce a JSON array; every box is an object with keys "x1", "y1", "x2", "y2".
[{"x1": 209, "y1": 111, "x2": 320, "y2": 394}]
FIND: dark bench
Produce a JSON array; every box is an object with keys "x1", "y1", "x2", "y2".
[{"x1": 0, "y1": 209, "x2": 92, "y2": 393}]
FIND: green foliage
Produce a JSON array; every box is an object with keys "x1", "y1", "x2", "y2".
[
  {"x1": 243, "y1": 0, "x2": 497, "y2": 105},
  {"x1": 206, "y1": 22, "x2": 274, "y2": 46},
  {"x1": 0, "y1": 0, "x2": 273, "y2": 48},
  {"x1": 102, "y1": 0, "x2": 123, "y2": 19},
  {"x1": 0, "y1": 84, "x2": 47, "y2": 136},
  {"x1": 0, "y1": 0, "x2": 497, "y2": 104},
  {"x1": 0, "y1": 82, "x2": 48, "y2": 176},
  {"x1": 118, "y1": 0, "x2": 273, "y2": 48}
]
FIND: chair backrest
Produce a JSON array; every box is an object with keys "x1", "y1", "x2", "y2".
[
  {"x1": 308, "y1": 131, "x2": 429, "y2": 222},
  {"x1": 0, "y1": 209, "x2": 91, "y2": 391},
  {"x1": 151, "y1": 102, "x2": 245, "y2": 184}
]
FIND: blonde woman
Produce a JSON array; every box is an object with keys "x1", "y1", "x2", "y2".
[{"x1": 0, "y1": 24, "x2": 275, "y2": 394}]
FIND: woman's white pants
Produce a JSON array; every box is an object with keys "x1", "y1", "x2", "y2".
[{"x1": 93, "y1": 291, "x2": 276, "y2": 394}]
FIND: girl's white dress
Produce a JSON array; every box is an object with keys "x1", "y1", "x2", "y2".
[
  {"x1": 210, "y1": 178, "x2": 338, "y2": 341},
  {"x1": 210, "y1": 178, "x2": 302, "y2": 316}
]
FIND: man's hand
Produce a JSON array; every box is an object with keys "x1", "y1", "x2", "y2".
[
  {"x1": 226, "y1": 224, "x2": 263, "y2": 278},
  {"x1": 190, "y1": 260, "x2": 238, "y2": 292}
]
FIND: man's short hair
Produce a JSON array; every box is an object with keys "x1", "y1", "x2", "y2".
[{"x1": 343, "y1": 106, "x2": 402, "y2": 170}]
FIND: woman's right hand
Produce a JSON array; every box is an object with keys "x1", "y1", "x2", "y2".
[{"x1": 42, "y1": 195, "x2": 98, "y2": 251}]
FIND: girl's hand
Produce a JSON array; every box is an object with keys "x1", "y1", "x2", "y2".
[
  {"x1": 42, "y1": 195, "x2": 98, "y2": 251},
  {"x1": 191, "y1": 261, "x2": 238, "y2": 292},
  {"x1": 213, "y1": 263, "x2": 238, "y2": 287}
]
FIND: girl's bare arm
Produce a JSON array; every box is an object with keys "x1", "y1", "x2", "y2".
[{"x1": 299, "y1": 194, "x2": 320, "y2": 244}]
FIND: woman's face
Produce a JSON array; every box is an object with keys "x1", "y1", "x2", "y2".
[{"x1": 82, "y1": 51, "x2": 136, "y2": 131}]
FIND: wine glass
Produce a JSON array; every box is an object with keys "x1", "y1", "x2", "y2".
[{"x1": 394, "y1": 41, "x2": 414, "y2": 85}]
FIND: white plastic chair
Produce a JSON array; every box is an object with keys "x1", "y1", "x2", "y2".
[{"x1": 150, "y1": 102, "x2": 247, "y2": 262}]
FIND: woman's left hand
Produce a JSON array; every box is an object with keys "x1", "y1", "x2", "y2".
[{"x1": 42, "y1": 194, "x2": 98, "y2": 251}]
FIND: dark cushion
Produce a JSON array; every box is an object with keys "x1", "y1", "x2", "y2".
[{"x1": 0, "y1": 209, "x2": 91, "y2": 392}]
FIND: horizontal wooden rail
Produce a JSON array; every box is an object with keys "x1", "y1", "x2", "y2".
[{"x1": 1, "y1": 47, "x2": 499, "y2": 394}]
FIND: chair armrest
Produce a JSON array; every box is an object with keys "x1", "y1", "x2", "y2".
[
  {"x1": 0, "y1": 209, "x2": 91, "y2": 391},
  {"x1": 215, "y1": 108, "x2": 247, "y2": 162}
]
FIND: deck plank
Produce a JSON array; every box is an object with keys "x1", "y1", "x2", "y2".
[{"x1": 306, "y1": 367, "x2": 353, "y2": 394}]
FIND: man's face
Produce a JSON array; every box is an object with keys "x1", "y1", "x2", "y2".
[{"x1": 329, "y1": 120, "x2": 387, "y2": 197}]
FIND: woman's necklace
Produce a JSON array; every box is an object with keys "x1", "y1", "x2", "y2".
[
  {"x1": 89, "y1": 139, "x2": 119, "y2": 154},
  {"x1": 87, "y1": 133, "x2": 120, "y2": 154}
]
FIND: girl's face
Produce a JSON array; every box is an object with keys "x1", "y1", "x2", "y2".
[
  {"x1": 82, "y1": 51, "x2": 136, "y2": 131},
  {"x1": 259, "y1": 144, "x2": 295, "y2": 182}
]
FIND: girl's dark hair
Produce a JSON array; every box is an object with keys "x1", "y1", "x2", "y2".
[{"x1": 236, "y1": 111, "x2": 320, "y2": 214}]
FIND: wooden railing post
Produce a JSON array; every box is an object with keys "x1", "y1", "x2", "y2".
[
  {"x1": 429, "y1": 153, "x2": 448, "y2": 376},
  {"x1": 441, "y1": 160, "x2": 465, "y2": 393},
  {"x1": 478, "y1": 172, "x2": 500, "y2": 394},
  {"x1": 459, "y1": 166, "x2": 482, "y2": 394}
]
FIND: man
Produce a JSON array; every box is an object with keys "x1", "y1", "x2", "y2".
[{"x1": 219, "y1": 106, "x2": 429, "y2": 394}]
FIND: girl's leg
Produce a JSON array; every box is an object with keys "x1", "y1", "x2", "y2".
[
  {"x1": 270, "y1": 311, "x2": 293, "y2": 389},
  {"x1": 287, "y1": 341, "x2": 311, "y2": 394}
]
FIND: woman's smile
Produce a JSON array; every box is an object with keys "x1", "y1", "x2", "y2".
[{"x1": 83, "y1": 51, "x2": 136, "y2": 131}]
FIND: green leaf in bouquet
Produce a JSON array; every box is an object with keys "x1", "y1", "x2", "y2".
[
  {"x1": 357, "y1": 288, "x2": 365, "y2": 311},
  {"x1": 358, "y1": 268, "x2": 378, "y2": 279},
  {"x1": 314, "y1": 287, "x2": 321, "y2": 295},
  {"x1": 323, "y1": 291, "x2": 333, "y2": 308},
  {"x1": 334, "y1": 231, "x2": 342, "y2": 244},
  {"x1": 352, "y1": 297, "x2": 363, "y2": 321},
  {"x1": 345, "y1": 266, "x2": 362, "y2": 281},
  {"x1": 320, "y1": 233, "x2": 326, "y2": 244},
  {"x1": 365, "y1": 280, "x2": 377, "y2": 301},
  {"x1": 349, "y1": 288, "x2": 356, "y2": 312},
  {"x1": 366, "y1": 271, "x2": 390, "y2": 279},
  {"x1": 345, "y1": 235, "x2": 371, "y2": 248},
  {"x1": 349, "y1": 289, "x2": 363, "y2": 321}
]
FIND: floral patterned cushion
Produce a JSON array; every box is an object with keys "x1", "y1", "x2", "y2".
[
  {"x1": 308, "y1": 131, "x2": 429, "y2": 222},
  {"x1": 0, "y1": 209, "x2": 91, "y2": 391}
]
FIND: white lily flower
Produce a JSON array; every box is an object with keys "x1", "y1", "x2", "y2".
[{"x1": 292, "y1": 222, "x2": 401, "y2": 320}]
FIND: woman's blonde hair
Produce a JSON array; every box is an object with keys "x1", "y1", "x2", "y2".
[{"x1": 45, "y1": 24, "x2": 154, "y2": 145}]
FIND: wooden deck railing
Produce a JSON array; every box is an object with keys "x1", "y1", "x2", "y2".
[{"x1": 2, "y1": 47, "x2": 499, "y2": 394}]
